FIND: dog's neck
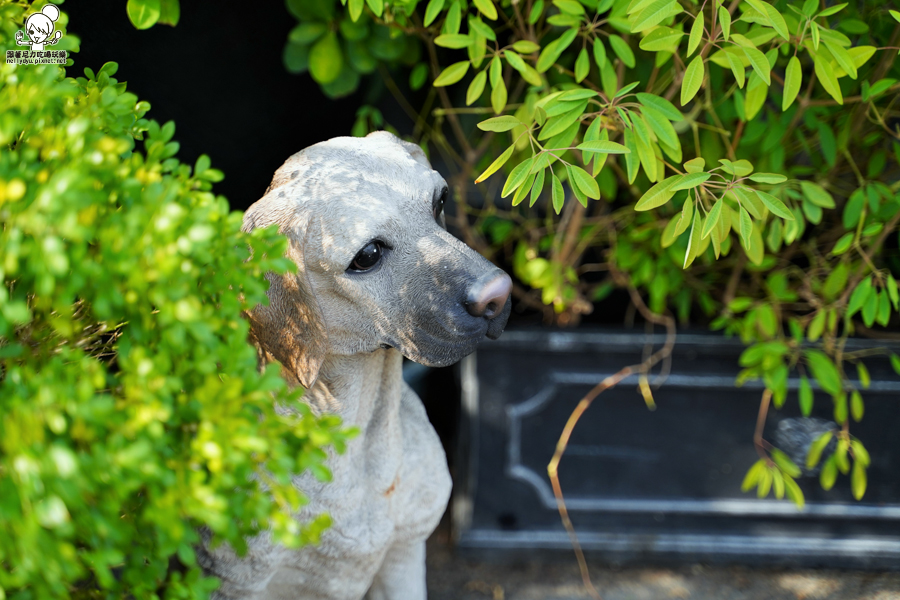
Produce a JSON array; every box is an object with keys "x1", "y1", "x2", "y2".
[{"x1": 302, "y1": 348, "x2": 405, "y2": 423}]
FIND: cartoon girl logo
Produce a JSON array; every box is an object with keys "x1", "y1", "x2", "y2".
[{"x1": 15, "y1": 4, "x2": 63, "y2": 52}]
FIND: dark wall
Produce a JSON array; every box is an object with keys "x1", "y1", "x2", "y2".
[{"x1": 66, "y1": 0, "x2": 366, "y2": 211}]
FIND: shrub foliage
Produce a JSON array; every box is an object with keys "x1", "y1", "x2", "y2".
[
  {"x1": 283, "y1": 0, "x2": 900, "y2": 508},
  {"x1": 0, "y1": 3, "x2": 352, "y2": 598}
]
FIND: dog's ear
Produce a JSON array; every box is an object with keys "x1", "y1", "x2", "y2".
[{"x1": 243, "y1": 198, "x2": 327, "y2": 389}]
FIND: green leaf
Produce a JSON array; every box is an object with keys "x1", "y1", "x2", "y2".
[
  {"x1": 671, "y1": 172, "x2": 711, "y2": 190},
  {"x1": 551, "y1": 172, "x2": 565, "y2": 214},
  {"x1": 687, "y1": 10, "x2": 704, "y2": 57},
  {"x1": 826, "y1": 40, "x2": 858, "y2": 80},
  {"x1": 891, "y1": 9, "x2": 900, "y2": 24},
  {"x1": 639, "y1": 27, "x2": 684, "y2": 52},
  {"x1": 501, "y1": 157, "x2": 536, "y2": 197},
  {"x1": 741, "y1": 459, "x2": 766, "y2": 492},
  {"x1": 158, "y1": 0, "x2": 179, "y2": 25},
  {"x1": 349, "y1": 0, "x2": 365, "y2": 22},
  {"x1": 491, "y1": 74, "x2": 507, "y2": 113},
  {"x1": 676, "y1": 191, "x2": 694, "y2": 235},
  {"x1": 537, "y1": 28, "x2": 578, "y2": 72},
  {"x1": 554, "y1": 0, "x2": 585, "y2": 14},
  {"x1": 632, "y1": 0, "x2": 683, "y2": 32},
  {"x1": 593, "y1": 38, "x2": 608, "y2": 68},
  {"x1": 755, "y1": 190, "x2": 794, "y2": 220},
  {"x1": 817, "y1": 3, "x2": 848, "y2": 17},
  {"x1": 424, "y1": 0, "x2": 446, "y2": 26},
  {"x1": 851, "y1": 461, "x2": 867, "y2": 500},
  {"x1": 683, "y1": 157, "x2": 705, "y2": 173},
  {"x1": 636, "y1": 93, "x2": 683, "y2": 121},
  {"x1": 575, "y1": 48, "x2": 590, "y2": 83},
  {"x1": 820, "y1": 455, "x2": 838, "y2": 490},
  {"x1": 800, "y1": 181, "x2": 835, "y2": 208},
  {"x1": 807, "y1": 431, "x2": 832, "y2": 469},
  {"x1": 127, "y1": 0, "x2": 161, "y2": 29},
  {"x1": 771, "y1": 449, "x2": 802, "y2": 478},
  {"x1": 799, "y1": 375, "x2": 813, "y2": 417},
  {"x1": 782, "y1": 55, "x2": 802, "y2": 111},
  {"x1": 472, "y1": 0, "x2": 498, "y2": 19},
  {"x1": 725, "y1": 48, "x2": 746, "y2": 89},
  {"x1": 512, "y1": 40, "x2": 540, "y2": 53},
  {"x1": 434, "y1": 61, "x2": 470, "y2": 86},
  {"x1": 739, "y1": 206, "x2": 752, "y2": 248},
  {"x1": 701, "y1": 198, "x2": 723, "y2": 239},
  {"x1": 684, "y1": 206, "x2": 703, "y2": 268},
  {"x1": 366, "y1": 0, "x2": 384, "y2": 17},
  {"x1": 680, "y1": 56, "x2": 705, "y2": 106},
  {"x1": 478, "y1": 116, "x2": 522, "y2": 132},
  {"x1": 568, "y1": 165, "x2": 601, "y2": 199},
  {"x1": 467, "y1": 70, "x2": 487, "y2": 105},
  {"x1": 784, "y1": 475, "x2": 805, "y2": 510},
  {"x1": 530, "y1": 168, "x2": 546, "y2": 206},
  {"x1": 576, "y1": 140, "x2": 630, "y2": 154},
  {"x1": 609, "y1": 35, "x2": 636, "y2": 68},
  {"x1": 814, "y1": 54, "x2": 843, "y2": 105},
  {"x1": 749, "y1": 173, "x2": 787, "y2": 184},
  {"x1": 309, "y1": 32, "x2": 344, "y2": 84},
  {"x1": 635, "y1": 175, "x2": 680, "y2": 210},
  {"x1": 718, "y1": 6, "x2": 731, "y2": 41},
  {"x1": 743, "y1": 47, "x2": 771, "y2": 85},
  {"x1": 805, "y1": 349, "x2": 842, "y2": 397},
  {"x1": 831, "y1": 232, "x2": 853, "y2": 255},
  {"x1": 435, "y1": 34, "x2": 473, "y2": 48},
  {"x1": 475, "y1": 144, "x2": 514, "y2": 182},
  {"x1": 847, "y1": 278, "x2": 872, "y2": 317},
  {"x1": 850, "y1": 390, "x2": 864, "y2": 422},
  {"x1": 641, "y1": 106, "x2": 679, "y2": 148}
]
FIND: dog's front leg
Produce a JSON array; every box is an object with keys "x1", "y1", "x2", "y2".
[{"x1": 363, "y1": 540, "x2": 426, "y2": 600}]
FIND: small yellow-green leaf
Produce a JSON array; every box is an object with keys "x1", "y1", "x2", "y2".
[
  {"x1": 701, "y1": 198, "x2": 723, "y2": 239},
  {"x1": 576, "y1": 140, "x2": 630, "y2": 154},
  {"x1": 680, "y1": 56, "x2": 705, "y2": 106},
  {"x1": 851, "y1": 461, "x2": 867, "y2": 500},
  {"x1": 636, "y1": 175, "x2": 680, "y2": 211},
  {"x1": 799, "y1": 375, "x2": 813, "y2": 417},
  {"x1": 501, "y1": 157, "x2": 536, "y2": 197},
  {"x1": 467, "y1": 70, "x2": 487, "y2": 105},
  {"x1": 683, "y1": 157, "x2": 705, "y2": 173},
  {"x1": 743, "y1": 47, "x2": 771, "y2": 85},
  {"x1": 574, "y1": 48, "x2": 590, "y2": 82},
  {"x1": 434, "y1": 61, "x2": 470, "y2": 86},
  {"x1": 671, "y1": 172, "x2": 710, "y2": 190},
  {"x1": 718, "y1": 6, "x2": 731, "y2": 41},
  {"x1": 814, "y1": 54, "x2": 842, "y2": 104},
  {"x1": 478, "y1": 115, "x2": 522, "y2": 132},
  {"x1": 725, "y1": 48, "x2": 746, "y2": 88},
  {"x1": 472, "y1": 0, "x2": 498, "y2": 19},
  {"x1": 491, "y1": 77, "x2": 508, "y2": 114},
  {"x1": 755, "y1": 190, "x2": 794, "y2": 220},
  {"x1": 688, "y1": 10, "x2": 704, "y2": 57},
  {"x1": 782, "y1": 55, "x2": 801, "y2": 111},
  {"x1": 435, "y1": 33, "x2": 473, "y2": 48},
  {"x1": 424, "y1": 0, "x2": 446, "y2": 26},
  {"x1": 551, "y1": 172, "x2": 565, "y2": 213},
  {"x1": 475, "y1": 144, "x2": 514, "y2": 183},
  {"x1": 512, "y1": 40, "x2": 541, "y2": 53},
  {"x1": 739, "y1": 205, "x2": 752, "y2": 248},
  {"x1": 684, "y1": 205, "x2": 703, "y2": 268},
  {"x1": 568, "y1": 165, "x2": 600, "y2": 199},
  {"x1": 824, "y1": 39, "x2": 857, "y2": 80},
  {"x1": 609, "y1": 35, "x2": 636, "y2": 68}
]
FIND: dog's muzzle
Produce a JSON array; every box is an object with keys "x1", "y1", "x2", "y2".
[{"x1": 465, "y1": 271, "x2": 512, "y2": 340}]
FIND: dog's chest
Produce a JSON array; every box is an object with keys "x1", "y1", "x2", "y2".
[{"x1": 292, "y1": 381, "x2": 451, "y2": 556}]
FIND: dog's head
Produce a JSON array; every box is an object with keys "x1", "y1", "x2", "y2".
[{"x1": 243, "y1": 131, "x2": 511, "y2": 388}]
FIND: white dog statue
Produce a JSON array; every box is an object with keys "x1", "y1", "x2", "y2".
[{"x1": 197, "y1": 132, "x2": 512, "y2": 599}]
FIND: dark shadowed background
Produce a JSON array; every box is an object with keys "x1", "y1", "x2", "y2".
[{"x1": 66, "y1": 0, "x2": 400, "y2": 211}]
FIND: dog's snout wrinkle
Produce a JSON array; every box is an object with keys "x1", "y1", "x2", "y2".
[{"x1": 465, "y1": 271, "x2": 512, "y2": 319}]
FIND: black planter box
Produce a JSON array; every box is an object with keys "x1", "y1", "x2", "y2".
[{"x1": 452, "y1": 329, "x2": 900, "y2": 568}]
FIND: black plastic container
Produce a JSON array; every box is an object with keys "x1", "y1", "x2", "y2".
[{"x1": 452, "y1": 329, "x2": 900, "y2": 568}]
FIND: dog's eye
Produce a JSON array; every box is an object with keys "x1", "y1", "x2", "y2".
[
  {"x1": 434, "y1": 187, "x2": 448, "y2": 222},
  {"x1": 348, "y1": 241, "x2": 383, "y2": 272}
]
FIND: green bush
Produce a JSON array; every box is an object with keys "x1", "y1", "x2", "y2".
[
  {"x1": 286, "y1": 0, "x2": 900, "y2": 508},
  {"x1": 0, "y1": 2, "x2": 353, "y2": 598}
]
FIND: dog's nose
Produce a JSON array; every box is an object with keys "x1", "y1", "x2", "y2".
[{"x1": 466, "y1": 271, "x2": 512, "y2": 319}]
